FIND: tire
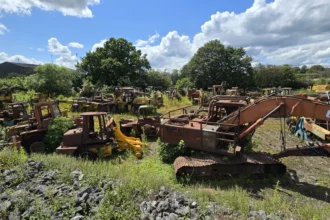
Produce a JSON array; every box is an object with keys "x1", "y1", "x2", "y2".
[{"x1": 21, "y1": 132, "x2": 45, "y2": 153}]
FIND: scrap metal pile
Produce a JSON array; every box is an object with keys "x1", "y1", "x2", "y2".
[
  {"x1": 1, "y1": 82, "x2": 330, "y2": 179},
  {"x1": 66, "y1": 87, "x2": 164, "y2": 114}
]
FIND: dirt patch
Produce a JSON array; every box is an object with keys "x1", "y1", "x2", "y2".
[{"x1": 254, "y1": 118, "x2": 330, "y2": 203}]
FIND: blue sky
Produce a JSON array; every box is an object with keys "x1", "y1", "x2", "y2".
[{"x1": 0, "y1": 0, "x2": 329, "y2": 69}]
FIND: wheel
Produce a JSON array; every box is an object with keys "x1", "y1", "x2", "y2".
[
  {"x1": 21, "y1": 132, "x2": 45, "y2": 153},
  {"x1": 30, "y1": 142, "x2": 45, "y2": 153}
]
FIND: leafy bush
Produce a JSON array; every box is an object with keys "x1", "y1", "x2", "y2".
[
  {"x1": 0, "y1": 76, "x2": 26, "y2": 89},
  {"x1": 79, "y1": 78, "x2": 95, "y2": 97},
  {"x1": 25, "y1": 64, "x2": 83, "y2": 96},
  {"x1": 158, "y1": 139, "x2": 192, "y2": 163},
  {"x1": 241, "y1": 133, "x2": 255, "y2": 153},
  {"x1": 176, "y1": 77, "x2": 193, "y2": 91},
  {"x1": 57, "y1": 94, "x2": 66, "y2": 100},
  {"x1": 0, "y1": 147, "x2": 27, "y2": 170},
  {"x1": 44, "y1": 117, "x2": 73, "y2": 153}
]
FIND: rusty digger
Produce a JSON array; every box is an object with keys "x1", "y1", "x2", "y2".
[
  {"x1": 56, "y1": 112, "x2": 147, "y2": 159},
  {"x1": 4, "y1": 101, "x2": 147, "y2": 159},
  {"x1": 159, "y1": 94, "x2": 330, "y2": 177}
]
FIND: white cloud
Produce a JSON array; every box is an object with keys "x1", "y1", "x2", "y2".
[
  {"x1": 0, "y1": 52, "x2": 42, "y2": 64},
  {"x1": 1, "y1": 37, "x2": 80, "y2": 68},
  {"x1": 55, "y1": 54, "x2": 79, "y2": 69},
  {"x1": 134, "y1": 0, "x2": 330, "y2": 70},
  {"x1": 0, "y1": 0, "x2": 100, "y2": 18},
  {"x1": 48, "y1": 38, "x2": 71, "y2": 55},
  {"x1": 135, "y1": 32, "x2": 160, "y2": 47},
  {"x1": 48, "y1": 38, "x2": 78, "y2": 68},
  {"x1": 91, "y1": 39, "x2": 106, "y2": 52},
  {"x1": 0, "y1": 23, "x2": 8, "y2": 35},
  {"x1": 315, "y1": 47, "x2": 330, "y2": 59},
  {"x1": 135, "y1": 31, "x2": 195, "y2": 70},
  {"x1": 68, "y1": 42, "x2": 84, "y2": 49}
]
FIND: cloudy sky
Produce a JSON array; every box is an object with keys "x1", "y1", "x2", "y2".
[{"x1": 0, "y1": 0, "x2": 329, "y2": 70}]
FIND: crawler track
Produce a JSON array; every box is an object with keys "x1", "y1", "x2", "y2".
[{"x1": 174, "y1": 152, "x2": 286, "y2": 178}]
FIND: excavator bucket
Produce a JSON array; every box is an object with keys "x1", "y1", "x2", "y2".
[{"x1": 113, "y1": 126, "x2": 147, "y2": 159}]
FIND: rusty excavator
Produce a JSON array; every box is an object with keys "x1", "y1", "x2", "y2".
[{"x1": 160, "y1": 94, "x2": 330, "y2": 177}]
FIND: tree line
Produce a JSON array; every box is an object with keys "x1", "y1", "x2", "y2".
[{"x1": 2, "y1": 37, "x2": 329, "y2": 96}]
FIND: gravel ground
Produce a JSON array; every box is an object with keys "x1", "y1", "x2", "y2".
[{"x1": 1, "y1": 159, "x2": 289, "y2": 220}]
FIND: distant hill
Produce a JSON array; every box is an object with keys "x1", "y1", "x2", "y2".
[{"x1": 0, "y1": 61, "x2": 39, "y2": 78}]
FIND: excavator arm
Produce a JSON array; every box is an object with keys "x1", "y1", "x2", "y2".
[
  {"x1": 220, "y1": 95, "x2": 330, "y2": 135},
  {"x1": 214, "y1": 95, "x2": 330, "y2": 156}
]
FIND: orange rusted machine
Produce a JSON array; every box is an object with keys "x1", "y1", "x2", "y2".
[
  {"x1": 6, "y1": 101, "x2": 64, "y2": 153},
  {"x1": 56, "y1": 112, "x2": 146, "y2": 159},
  {"x1": 160, "y1": 94, "x2": 330, "y2": 177}
]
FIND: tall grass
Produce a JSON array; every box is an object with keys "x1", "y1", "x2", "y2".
[
  {"x1": 159, "y1": 95, "x2": 192, "y2": 114},
  {"x1": 0, "y1": 148, "x2": 327, "y2": 219},
  {"x1": 293, "y1": 89, "x2": 317, "y2": 95}
]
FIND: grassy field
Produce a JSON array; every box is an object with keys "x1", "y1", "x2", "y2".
[{"x1": 1, "y1": 95, "x2": 330, "y2": 219}]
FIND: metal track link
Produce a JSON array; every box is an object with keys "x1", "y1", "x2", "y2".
[{"x1": 174, "y1": 152, "x2": 286, "y2": 178}]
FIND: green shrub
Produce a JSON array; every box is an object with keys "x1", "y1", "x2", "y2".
[
  {"x1": 241, "y1": 133, "x2": 255, "y2": 153},
  {"x1": 44, "y1": 117, "x2": 74, "y2": 153},
  {"x1": 0, "y1": 147, "x2": 27, "y2": 170},
  {"x1": 158, "y1": 139, "x2": 191, "y2": 163},
  {"x1": 141, "y1": 127, "x2": 147, "y2": 143},
  {"x1": 57, "y1": 94, "x2": 65, "y2": 100}
]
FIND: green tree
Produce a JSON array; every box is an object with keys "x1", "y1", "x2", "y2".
[
  {"x1": 253, "y1": 64, "x2": 299, "y2": 88},
  {"x1": 170, "y1": 69, "x2": 180, "y2": 85},
  {"x1": 145, "y1": 69, "x2": 171, "y2": 89},
  {"x1": 281, "y1": 64, "x2": 297, "y2": 87},
  {"x1": 7, "y1": 72, "x2": 21, "y2": 78},
  {"x1": 292, "y1": 66, "x2": 300, "y2": 73},
  {"x1": 309, "y1": 65, "x2": 325, "y2": 73},
  {"x1": 176, "y1": 77, "x2": 193, "y2": 90},
  {"x1": 76, "y1": 37, "x2": 150, "y2": 86},
  {"x1": 182, "y1": 40, "x2": 253, "y2": 89},
  {"x1": 0, "y1": 76, "x2": 26, "y2": 90},
  {"x1": 25, "y1": 64, "x2": 83, "y2": 96},
  {"x1": 79, "y1": 78, "x2": 95, "y2": 97},
  {"x1": 300, "y1": 65, "x2": 308, "y2": 73}
]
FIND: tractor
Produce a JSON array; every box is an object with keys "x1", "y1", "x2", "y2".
[
  {"x1": 5, "y1": 101, "x2": 65, "y2": 153},
  {"x1": 56, "y1": 112, "x2": 147, "y2": 159}
]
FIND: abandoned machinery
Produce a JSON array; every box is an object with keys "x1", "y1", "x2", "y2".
[{"x1": 160, "y1": 94, "x2": 330, "y2": 178}]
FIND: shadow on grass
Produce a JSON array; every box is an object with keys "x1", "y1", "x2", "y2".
[
  {"x1": 178, "y1": 170, "x2": 330, "y2": 203},
  {"x1": 76, "y1": 148, "x2": 132, "y2": 165}
]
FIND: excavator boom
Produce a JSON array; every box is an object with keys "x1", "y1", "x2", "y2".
[
  {"x1": 161, "y1": 95, "x2": 330, "y2": 177},
  {"x1": 221, "y1": 95, "x2": 330, "y2": 126}
]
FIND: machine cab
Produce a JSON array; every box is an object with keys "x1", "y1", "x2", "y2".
[{"x1": 61, "y1": 112, "x2": 113, "y2": 147}]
